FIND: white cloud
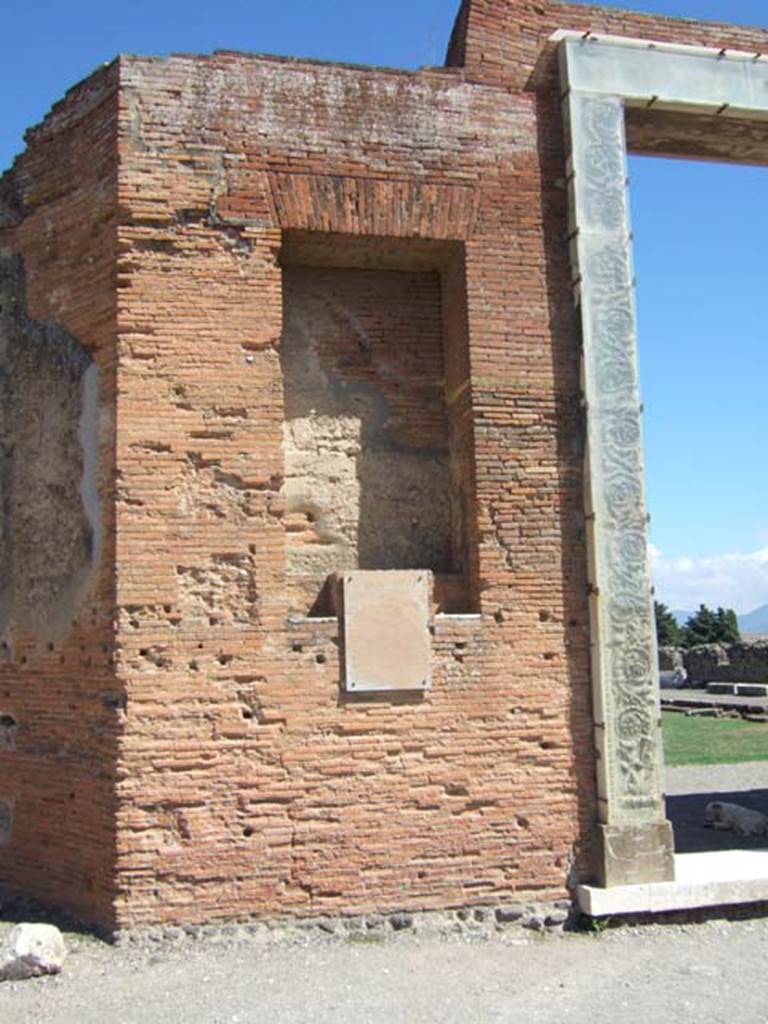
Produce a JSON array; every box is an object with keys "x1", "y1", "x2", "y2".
[{"x1": 650, "y1": 545, "x2": 768, "y2": 615}]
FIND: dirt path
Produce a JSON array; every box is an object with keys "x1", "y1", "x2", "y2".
[{"x1": 2, "y1": 915, "x2": 768, "y2": 1024}]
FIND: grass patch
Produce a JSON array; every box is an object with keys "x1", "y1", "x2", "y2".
[{"x1": 662, "y1": 711, "x2": 768, "y2": 767}]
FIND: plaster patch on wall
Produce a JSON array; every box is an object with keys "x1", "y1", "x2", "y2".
[
  {"x1": 176, "y1": 554, "x2": 259, "y2": 626},
  {"x1": 177, "y1": 455, "x2": 263, "y2": 522},
  {"x1": 0, "y1": 254, "x2": 101, "y2": 650}
]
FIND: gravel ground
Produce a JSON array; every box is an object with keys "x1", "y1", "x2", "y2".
[
  {"x1": 666, "y1": 760, "x2": 768, "y2": 796},
  {"x1": 4, "y1": 915, "x2": 768, "y2": 1024},
  {"x1": 3, "y1": 762, "x2": 768, "y2": 1024}
]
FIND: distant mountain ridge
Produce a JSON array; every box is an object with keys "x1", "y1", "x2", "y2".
[
  {"x1": 739, "y1": 603, "x2": 768, "y2": 636},
  {"x1": 672, "y1": 605, "x2": 768, "y2": 636},
  {"x1": 672, "y1": 609, "x2": 693, "y2": 628}
]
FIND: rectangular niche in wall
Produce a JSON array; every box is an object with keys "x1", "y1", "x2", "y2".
[{"x1": 279, "y1": 233, "x2": 476, "y2": 616}]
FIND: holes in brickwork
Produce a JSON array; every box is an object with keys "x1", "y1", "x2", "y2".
[
  {"x1": 242, "y1": 826, "x2": 254, "y2": 838},
  {"x1": 137, "y1": 646, "x2": 172, "y2": 670},
  {"x1": 0, "y1": 714, "x2": 17, "y2": 751},
  {"x1": 102, "y1": 693, "x2": 127, "y2": 711},
  {"x1": 444, "y1": 783, "x2": 469, "y2": 797},
  {"x1": 452, "y1": 643, "x2": 466, "y2": 664}
]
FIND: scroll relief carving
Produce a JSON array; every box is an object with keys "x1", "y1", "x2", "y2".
[
  {"x1": 580, "y1": 97, "x2": 626, "y2": 233},
  {"x1": 575, "y1": 94, "x2": 661, "y2": 811}
]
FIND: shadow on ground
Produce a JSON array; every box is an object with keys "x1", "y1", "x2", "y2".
[
  {"x1": 667, "y1": 788, "x2": 768, "y2": 853},
  {"x1": 0, "y1": 889, "x2": 105, "y2": 939}
]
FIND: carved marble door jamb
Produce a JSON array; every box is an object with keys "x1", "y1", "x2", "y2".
[{"x1": 561, "y1": 85, "x2": 674, "y2": 887}]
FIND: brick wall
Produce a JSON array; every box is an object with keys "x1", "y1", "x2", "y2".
[
  {"x1": 111, "y1": 50, "x2": 595, "y2": 928},
  {"x1": 449, "y1": 0, "x2": 768, "y2": 91}
]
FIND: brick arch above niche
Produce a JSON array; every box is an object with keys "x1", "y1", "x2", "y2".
[{"x1": 268, "y1": 173, "x2": 478, "y2": 240}]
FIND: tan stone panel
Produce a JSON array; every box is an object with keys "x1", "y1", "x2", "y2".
[{"x1": 342, "y1": 571, "x2": 431, "y2": 692}]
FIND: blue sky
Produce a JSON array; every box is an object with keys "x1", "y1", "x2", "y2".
[
  {"x1": 631, "y1": 155, "x2": 768, "y2": 613},
  {"x1": 2, "y1": 0, "x2": 767, "y2": 612}
]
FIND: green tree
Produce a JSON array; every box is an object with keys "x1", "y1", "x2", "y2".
[
  {"x1": 683, "y1": 604, "x2": 717, "y2": 646},
  {"x1": 715, "y1": 606, "x2": 741, "y2": 644},
  {"x1": 654, "y1": 601, "x2": 683, "y2": 647},
  {"x1": 682, "y1": 604, "x2": 741, "y2": 647}
]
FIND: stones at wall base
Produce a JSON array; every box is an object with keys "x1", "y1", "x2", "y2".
[
  {"x1": 597, "y1": 821, "x2": 675, "y2": 888},
  {"x1": 113, "y1": 900, "x2": 577, "y2": 947}
]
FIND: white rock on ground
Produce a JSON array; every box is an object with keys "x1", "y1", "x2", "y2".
[{"x1": 0, "y1": 923, "x2": 67, "y2": 981}]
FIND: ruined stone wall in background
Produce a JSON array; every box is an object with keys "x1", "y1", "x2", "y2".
[{"x1": 684, "y1": 641, "x2": 768, "y2": 685}]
